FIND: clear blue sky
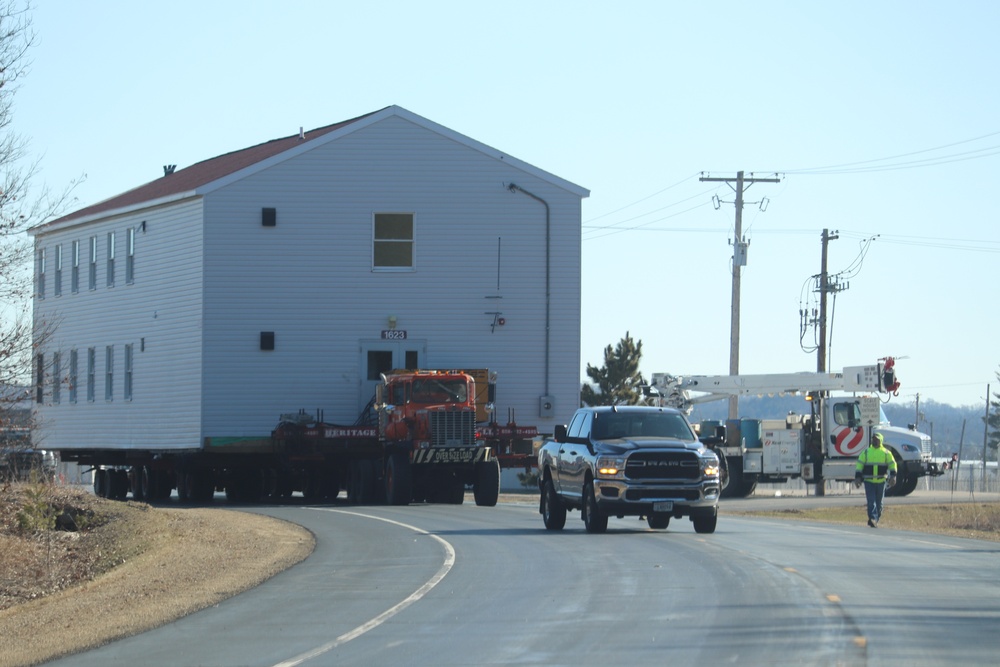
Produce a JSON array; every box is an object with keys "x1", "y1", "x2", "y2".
[{"x1": 17, "y1": 1, "x2": 1000, "y2": 408}]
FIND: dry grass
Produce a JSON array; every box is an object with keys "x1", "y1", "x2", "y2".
[{"x1": 736, "y1": 502, "x2": 1000, "y2": 541}]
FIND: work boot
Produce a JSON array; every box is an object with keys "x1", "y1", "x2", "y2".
[{"x1": 868, "y1": 519, "x2": 875, "y2": 527}]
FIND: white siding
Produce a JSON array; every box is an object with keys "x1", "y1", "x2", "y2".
[{"x1": 32, "y1": 199, "x2": 205, "y2": 450}]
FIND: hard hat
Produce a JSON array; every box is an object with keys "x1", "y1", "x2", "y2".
[{"x1": 872, "y1": 432, "x2": 884, "y2": 445}]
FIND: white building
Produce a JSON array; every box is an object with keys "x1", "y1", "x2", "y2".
[{"x1": 29, "y1": 106, "x2": 588, "y2": 463}]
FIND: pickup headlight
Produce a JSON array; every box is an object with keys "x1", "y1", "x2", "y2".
[
  {"x1": 702, "y1": 455, "x2": 720, "y2": 478},
  {"x1": 596, "y1": 456, "x2": 625, "y2": 478}
]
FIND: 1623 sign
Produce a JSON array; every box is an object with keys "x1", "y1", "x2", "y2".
[{"x1": 381, "y1": 330, "x2": 408, "y2": 340}]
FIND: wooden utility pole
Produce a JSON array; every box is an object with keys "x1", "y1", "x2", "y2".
[
  {"x1": 699, "y1": 171, "x2": 781, "y2": 419},
  {"x1": 817, "y1": 228, "x2": 839, "y2": 373}
]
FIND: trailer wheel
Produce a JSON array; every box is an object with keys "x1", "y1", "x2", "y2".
[
  {"x1": 473, "y1": 459, "x2": 500, "y2": 507},
  {"x1": 581, "y1": 479, "x2": 608, "y2": 534},
  {"x1": 110, "y1": 470, "x2": 130, "y2": 500},
  {"x1": 93, "y1": 468, "x2": 108, "y2": 498},
  {"x1": 540, "y1": 477, "x2": 566, "y2": 531},
  {"x1": 385, "y1": 453, "x2": 413, "y2": 505},
  {"x1": 447, "y1": 476, "x2": 466, "y2": 504}
]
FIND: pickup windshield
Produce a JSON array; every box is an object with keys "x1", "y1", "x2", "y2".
[{"x1": 591, "y1": 412, "x2": 695, "y2": 442}]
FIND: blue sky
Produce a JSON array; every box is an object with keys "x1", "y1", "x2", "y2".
[{"x1": 16, "y1": 1, "x2": 1000, "y2": 408}]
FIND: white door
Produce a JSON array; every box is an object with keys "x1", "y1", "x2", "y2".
[{"x1": 358, "y1": 339, "x2": 427, "y2": 412}]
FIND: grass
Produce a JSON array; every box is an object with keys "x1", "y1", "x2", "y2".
[{"x1": 735, "y1": 503, "x2": 1000, "y2": 542}]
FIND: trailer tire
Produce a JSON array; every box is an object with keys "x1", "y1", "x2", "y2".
[
  {"x1": 447, "y1": 476, "x2": 466, "y2": 504},
  {"x1": 473, "y1": 459, "x2": 501, "y2": 507},
  {"x1": 540, "y1": 477, "x2": 566, "y2": 530},
  {"x1": 93, "y1": 469, "x2": 108, "y2": 498},
  {"x1": 582, "y1": 479, "x2": 608, "y2": 533},
  {"x1": 385, "y1": 453, "x2": 413, "y2": 505},
  {"x1": 110, "y1": 470, "x2": 130, "y2": 500}
]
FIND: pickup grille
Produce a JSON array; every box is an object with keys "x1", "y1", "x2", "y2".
[
  {"x1": 625, "y1": 451, "x2": 701, "y2": 480},
  {"x1": 429, "y1": 411, "x2": 476, "y2": 447}
]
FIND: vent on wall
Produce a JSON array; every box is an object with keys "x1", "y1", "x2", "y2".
[
  {"x1": 260, "y1": 331, "x2": 275, "y2": 350},
  {"x1": 262, "y1": 208, "x2": 277, "y2": 227}
]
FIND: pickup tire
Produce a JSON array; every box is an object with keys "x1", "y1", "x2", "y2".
[
  {"x1": 541, "y1": 477, "x2": 567, "y2": 530},
  {"x1": 692, "y1": 509, "x2": 718, "y2": 534},
  {"x1": 646, "y1": 513, "x2": 671, "y2": 530},
  {"x1": 474, "y1": 459, "x2": 501, "y2": 507},
  {"x1": 582, "y1": 479, "x2": 608, "y2": 533}
]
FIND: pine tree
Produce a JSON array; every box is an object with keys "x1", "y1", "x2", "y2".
[
  {"x1": 580, "y1": 332, "x2": 645, "y2": 406},
  {"x1": 986, "y1": 368, "x2": 1000, "y2": 458}
]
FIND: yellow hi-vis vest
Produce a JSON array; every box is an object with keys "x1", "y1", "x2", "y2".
[{"x1": 856, "y1": 445, "x2": 897, "y2": 483}]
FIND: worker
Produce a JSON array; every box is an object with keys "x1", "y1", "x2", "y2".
[{"x1": 854, "y1": 432, "x2": 897, "y2": 527}]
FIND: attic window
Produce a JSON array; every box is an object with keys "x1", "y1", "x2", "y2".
[{"x1": 373, "y1": 213, "x2": 414, "y2": 270}]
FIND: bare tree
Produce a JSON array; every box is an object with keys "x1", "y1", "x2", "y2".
[{"x1": 0, "y1": 2, "x2": 78, "y2": 431}]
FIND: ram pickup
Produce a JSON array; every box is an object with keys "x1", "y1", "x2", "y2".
[{"x1": 537, "y1": 405, "x2": 722, "y2": 533}]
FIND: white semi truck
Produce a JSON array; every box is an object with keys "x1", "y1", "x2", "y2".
[{"x1": 649, "y1": 358, "x2": 942, "y2": 497}]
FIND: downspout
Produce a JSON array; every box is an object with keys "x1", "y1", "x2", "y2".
[{"x1": 506, "y1": 183, "x2": 551, "y2": 397}]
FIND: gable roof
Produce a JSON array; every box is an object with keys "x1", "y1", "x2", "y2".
[{"x1": 32, "y1": 105, "x2": 589, "y2": 233}]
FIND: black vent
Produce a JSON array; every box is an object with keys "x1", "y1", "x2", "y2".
[
  {"x1": 262, "y1": 208, "x2": 277, "y2": 227},
  {"x1": 260, "y1": 331, "x2": 275, "y2": 350}
]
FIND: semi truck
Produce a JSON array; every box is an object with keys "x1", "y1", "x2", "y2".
[
  {"x1": 76, "y1": 369, "x2": 538, "y2": 506},
  {"x1": 649, "y1": 357, "x2": 942, "y2": 497}
]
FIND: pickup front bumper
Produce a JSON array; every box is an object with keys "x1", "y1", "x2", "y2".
[{"x1": 593, "y1": 479, "x2": 720, "y2": 517}]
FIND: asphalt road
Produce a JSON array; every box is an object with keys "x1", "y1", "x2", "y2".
[{"x1": 46, "y1": 491, "x2": 1000, "y2": 666}]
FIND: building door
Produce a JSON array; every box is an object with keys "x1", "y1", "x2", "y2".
[{"x1": 359, "y1": 339, "x2": 426, "y2": 412}]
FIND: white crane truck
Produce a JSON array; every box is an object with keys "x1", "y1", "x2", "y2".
[{"x1": 649, "y1": 358, "x2": 942, "y2": 497}]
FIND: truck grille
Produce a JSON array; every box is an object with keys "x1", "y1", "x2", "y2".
[
  {"x1": 428, "y1": 411, "x2": 476, "y2": 448},
  {"x1": 625, "y1": 451, "x2": 702, "y2": 480}
]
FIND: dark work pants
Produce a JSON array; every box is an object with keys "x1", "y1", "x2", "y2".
[{"x1": 864, "y1": 480, "x2": 887, "y2": 522}]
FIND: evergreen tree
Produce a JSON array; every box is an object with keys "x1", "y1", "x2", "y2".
[
  {"x1": 580, "y1": 332, "x2": 645, "y2": 406},
  {"x1": 986, "y1": 367, "x2": 1000, "y2": 458}
]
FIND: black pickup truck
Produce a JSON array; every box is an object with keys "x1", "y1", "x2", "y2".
[{"x1": 536, "y1": 405, "x2": 722, "y2": 533}]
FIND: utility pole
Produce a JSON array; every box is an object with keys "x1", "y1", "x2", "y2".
[
  {"x1": 817, "y1": 228, "x2": 838, "y2": 373},
  {"x1": 700, "y1": 171, "x2": 781, "y2": 419}
]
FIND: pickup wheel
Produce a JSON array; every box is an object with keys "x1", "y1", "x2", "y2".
[
  {"x1": 692, "y1": 510, "x2": 718, "y2": 534},
  {"x1": 646, "y1": 513, "x2": 671, "y2": 530},
  {"x1": 582, "y1": 479, "x2": 608, "y2": 534},
  {"x1": 541, "y1": 477, "x2": 567, "y2": 530}
]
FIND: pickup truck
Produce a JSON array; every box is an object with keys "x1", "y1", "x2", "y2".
[{"x1": 537, "y1": 405, "x2": 722, "y2": 533}]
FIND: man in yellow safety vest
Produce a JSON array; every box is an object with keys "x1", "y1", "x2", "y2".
[{"x1": 854, "y1": 432, "x2": 897, "y2": 527}]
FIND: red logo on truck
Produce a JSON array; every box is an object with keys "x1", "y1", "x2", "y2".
[{"x1": 832, "y1": 426, "x2": 865, "y2": 456}]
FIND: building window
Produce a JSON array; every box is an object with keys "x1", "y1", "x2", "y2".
[
  {"x1": 69, "y1": 349, "x2": 78, "y2": 403},
  {"x1": 105, "y1": 345, "x2": 114, "y2": 400},
  {"x1": 72, "y1": 240, "x2": 80, "y2": 293},
  {"x1": 124, "y1": 344, "x2": 133, "y2": 400},
  {"x1": 89, "y1": 236, "x2": 97, "y2": 290},
  {"x1": 87, "y1": 347, "x2": 95, "y2": 402},
  {"x1": 35, "y1": 354, "x2": 44, "y2": 403},
  {"x1": 51, "y1": 352, "x2": 61, "y2": 404},
  {"x1": 37, "y1": 248, "x2": 45, "y2": 298},
  {"x1": 373, "y1": 213, "x2": 414, "y2": 269},
  {"x1": 54, "y1": 245, "x2": 62, "y2": 297},
  {"x1": 106, "y1": 232, "x2": 115, "y2": 287},
  {"x1": 126, "y1": 227, "x2": 135, "y2": 284}
]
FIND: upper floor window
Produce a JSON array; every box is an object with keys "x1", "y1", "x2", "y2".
[
  {"x1": 71, "y1": 240, "x2": 80, "y2": 293},
  {"x1": 69, "y1": 349, "x2": 78, "y2": 403},
  {"x1": 54, "y1": 245, "x2": 62, "y2": 297},
  {"x1": 51, "y1": 352, "x2": 61, "y2": 404},
  {"x1": 106, "y1": 232, "x2": 116, "y2": 287},
  {"x1": 105, "y1": 345, "x2": 114, "y2": 401},
  {"x1": 89, "y1": 236, "x2": 97, "y2": 290},
  {"x1": 126, "y1": 227, "x2": 135, "y2": 284},
  {"x1": 35, "y1": 353, "x2": 44, "y2": 403},
  {"x1": 37, "y1": 248, "x2": 46, "y2": 298},
  {"x1": 124, "y1": 344, "x2": 133, "y2": 400},
  {"x1": 87, "y1": 347, "x2": 96, "y2": 402},
  {"x1": 373, "y1": 213, "x2": 414, "y2": 270}
]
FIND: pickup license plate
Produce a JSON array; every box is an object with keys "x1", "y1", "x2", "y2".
[{"x1": 653, "y1": 501, "x2": 673, "y2": 513}]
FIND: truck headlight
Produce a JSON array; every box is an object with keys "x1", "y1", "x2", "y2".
[
  {"x1": 702, "y1": 457, "x2": 720, "y2": 477},
  {"x1": 596, "y1": 456, "x2": 624, "y2": 478}
]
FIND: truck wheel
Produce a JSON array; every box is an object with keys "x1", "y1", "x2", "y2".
[
  {"x1": 447, "y1": 476, "x2": 466, "y2": 505},
  {"x1": 385, "y1": 452, "x2": 413, "y2": 506},
  {"x1": 692, "y1": 509, "x2": 718, "y2": 534},
  {"x1": 474, "y1": 459, "x2": 501, "y2": 507},
  {"x1": 93, "y1": 468, "x2": 108, "y2": 498},
  {"x1": 111, "y1": 470, "x2": 130, "y2": 500},
  {"x1": 646, "y1": 513, "x2": 671, "y2": 530},
  {"x1": 582, "y1": 479, "x2": 608, "y2": 534},
  {"x1": 191, "y1": 470, "x2": 216, "y2": 503},
  {"x1": 541, "y1": 477, "x2": 566, "y2": 530}
]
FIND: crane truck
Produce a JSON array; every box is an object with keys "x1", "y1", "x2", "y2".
[
  {"x1": 649, "y1": 358, "x2": 942, "y2": 498},
  {"x1": 81, "y1": 369, "x2": 537, "y2": 507}
]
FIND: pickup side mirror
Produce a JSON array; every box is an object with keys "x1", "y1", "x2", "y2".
[{"x1": 554, "y1": 424, "x2": 568, "y2": 443}]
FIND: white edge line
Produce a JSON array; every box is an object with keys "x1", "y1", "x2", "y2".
[{"x1": 272, "y1": 509, "x2": 456, "y2": 667}]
